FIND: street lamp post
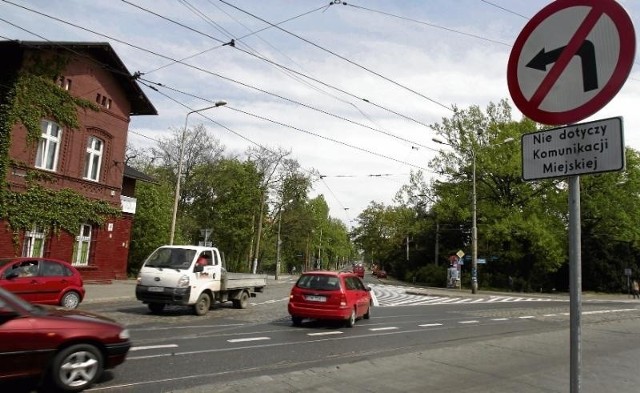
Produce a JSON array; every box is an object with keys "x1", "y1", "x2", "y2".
[
  {"x1": 432, "y1": 136, "x2": 513, "y2": 294},
  {"x1": 169, "y1": 100, "x2": 227, "y2": 245}
]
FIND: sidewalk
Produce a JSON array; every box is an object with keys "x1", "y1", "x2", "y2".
[{"x1": 82, "y1": 279, "x2": 138, "y2": 304}]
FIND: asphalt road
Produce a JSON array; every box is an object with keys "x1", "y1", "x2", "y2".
[{"x1": 68, "y1": 276, "x2": 640, "y2": 393}]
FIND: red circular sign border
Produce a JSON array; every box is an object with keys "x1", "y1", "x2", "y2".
[{"x1": 507, "y1": 0, "x2": 636, "y2": 125}]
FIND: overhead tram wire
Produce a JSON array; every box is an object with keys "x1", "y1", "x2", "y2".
[
  {"x1": 178, "y1": 0, "x2": 377, "y2": 122},
  {"x1": 345, "y1": 3, "x2": 512, "y2": 47},
  {"x1": 178, "y1": 0, "x2": 415, "y2": 138},
  {"x1": 225, "y1": 105, "x2": 429, "y2": 172},
  {"x1": 2, "y1": 0, "x2": 440, "y2": 151},
  {"x1": 1, "y1": 2, "x2": 434, "y2": 167},
  {"x1": 219, "y1": 0, "x2": 452, "y2": 113},
  {"x1": 139, "y1": 76, "x2": 437, "y2": 152},
  {"x1": 175, "y1": 0, "x2": 359, "y2": 112},
  {"x1": 478, "y1": 0, "x2": 529, "y2": 20},
  {"x1": 138, "y1": 1, "x2": 329, "y2": 75},
  {"x1": 118, "y1": 1, "x2": 438, "y2": 140}
]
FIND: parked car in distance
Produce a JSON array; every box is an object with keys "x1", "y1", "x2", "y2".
[
  {"x1": 0, "y1": 286, "x2": 131, "y2": 392},
  {"x1": 352, "y1": 263, "x2": 365, "y2": 278},
  {"x1": 288, "y1": 271, "x2": 372, "y2": 327},
  {"x1": 375, "y1": 269, "x2": 388, "y2": 279},
  {"x1": 0, "y1": 257, "x2": 85, "y2": 309}
]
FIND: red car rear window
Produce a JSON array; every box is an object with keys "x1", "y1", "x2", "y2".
[{"x1": 296, "y1": 274, "x2": 341, "y2": 291}]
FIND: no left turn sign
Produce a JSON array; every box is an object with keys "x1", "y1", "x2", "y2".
[{"x1": 507, "y1": 0, "x2": 635, "y2": 125}]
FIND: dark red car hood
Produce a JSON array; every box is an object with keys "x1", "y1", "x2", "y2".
[{"x1": 37, "y1": 305, "x2": 120, "y2": 326}]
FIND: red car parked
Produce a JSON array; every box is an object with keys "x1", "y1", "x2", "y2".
[
  {"x1": 288, "y1": 271, "x2": 372, "y2": 327},
  {"x1": 0, "y1": 257, "x2": 85, "y2": 309},
  {"x1": 0, "y1": 287, "x2": 131, "y2": 391}
]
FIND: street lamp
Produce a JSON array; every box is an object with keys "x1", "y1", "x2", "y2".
[
  {"x1": 169, "y1": 100, "x2": 227, "y2": 245},
  {"x1": 432, "y1": 136, "x2": 514, "y2": 294},
  {"x1": 275, "y1": 198, "x2": 294, "y2": 280}
]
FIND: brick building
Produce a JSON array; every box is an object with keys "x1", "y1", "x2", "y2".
[{"x1": 0, "y1": 41, "x2": 157, "y2": 280}]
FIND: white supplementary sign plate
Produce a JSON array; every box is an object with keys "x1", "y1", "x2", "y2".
[{"x1": 521, "y1": 116, "x2": 624, "y2": 180}]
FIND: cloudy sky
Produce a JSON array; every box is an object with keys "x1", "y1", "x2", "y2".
[{"x1": 2, "y1": 0, "x2": 639, "y2": 227}]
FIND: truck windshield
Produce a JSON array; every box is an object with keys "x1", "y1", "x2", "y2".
[{"x1": 144, "y1": 248, "x2": 197, "y2": 269}]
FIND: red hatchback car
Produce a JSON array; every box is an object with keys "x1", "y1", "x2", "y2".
[
  {"x1": 0, "y1": 287, "x2": 131, "y2": 392},
  {"x1": 288, "y1": 271, "x2": 372, "y2": 327},
  {"x1": 0, "y1": 257, "x2": 85, "y2": 309}
]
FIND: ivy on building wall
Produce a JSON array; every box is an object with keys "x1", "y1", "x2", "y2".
[{"x1": 0, "y1": 52, "x2": 118, "y2": 245}]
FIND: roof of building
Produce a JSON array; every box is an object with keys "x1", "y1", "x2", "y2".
[
  {"x1": 124, "y1": 164, "x2": 157, "y2": 184},
  {"x1": 0, "y1": 40, "x2": 157, "y2": 116}
]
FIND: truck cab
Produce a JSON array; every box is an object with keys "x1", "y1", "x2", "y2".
[{"x1": 135, "y1": 245, "x2": 266, "y2": 316}]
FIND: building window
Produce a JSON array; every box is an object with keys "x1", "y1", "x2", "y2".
[
  {"x1": 22, "y1": 226, "x2": 46, "y2": 257},
  {"x1": 35, "y1": 120, "x2": 62, "y2": 171},
  {"x1": 83, "y1": 136, "x2": 103, "y2": 181},
  {"x1": 57, "y1": 76, "x2": 72, "y2": 90},
  {"x1": 72, "y1": 224, "x2": 92, "y2": 266}
]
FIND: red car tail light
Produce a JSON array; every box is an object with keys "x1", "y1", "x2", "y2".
[{"x1": 339, "y1": 293, "x2": 348, "y2": 308}]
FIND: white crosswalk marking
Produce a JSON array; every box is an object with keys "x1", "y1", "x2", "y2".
[{"x1": 369, "y1": 284, "x2": 565, "y2": 307}]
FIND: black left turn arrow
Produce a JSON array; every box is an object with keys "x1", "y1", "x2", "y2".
[{"x1": 526, "y1": 40, "x2": 598, "y2": 92}]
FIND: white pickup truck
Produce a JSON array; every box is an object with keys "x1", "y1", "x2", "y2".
[{"x1": 135, "y1": 245, "x2": 267, "y2": 316}]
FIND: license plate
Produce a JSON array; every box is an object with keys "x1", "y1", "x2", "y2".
[
  {"x1": 305, "y1": 295, "x2": 326, "y2": 302},
  {"x1": 148, "y1": 286, "x2": 164, "y2": 292}
]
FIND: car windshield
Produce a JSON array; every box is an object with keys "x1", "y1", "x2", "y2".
[
  {"x1": 144, "y1": 248, "x2": 197, "y2": 269},
  {"x1": 297, "y1": 275, "x2": 341, "y2": 290}
]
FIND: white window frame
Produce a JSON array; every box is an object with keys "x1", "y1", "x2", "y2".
[
  {"x1": 35, "y1": 120, "x2": 62, "y2": 171},
  {"x1": 22, "y1": 226, "x2": 46, "y2": 257},
  {"x1": 83, "y1": 136, "x2": 103, "y2": 182},
  {"x1": 72, "y1": 224, "x2": 92, "y2": 266}
]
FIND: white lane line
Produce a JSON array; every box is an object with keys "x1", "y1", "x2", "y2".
[
  {"x1": 490, "y1": 318, "x2": 509, "y2": 321},
  {"x1": 459, "y1": 320, "x2": 479, "y2": 324},
  {"x1": 227, "y1": 337, "x2": 270, "y2": 343},
  {"x1": 369, "y1": 327, "x2": 399, "y2": 331},
  {"x1": 130, "y1": 344, "x2": 178, "y2": 351},
  {"x1": 418, "y1": 323, "x2": 443, "y2": 327},
  {"x1": 543, "y1": 314, "x2": 558, "y2": 317},
  {"x1": 307, "y1": 331, "x2": 344, "y2": 336},
  {"x1": 583, "y1": 308, "x2": 638, "y2": 315},
  {"x1": 519, "y1": 316, "x2": 535, "y2": 319}
]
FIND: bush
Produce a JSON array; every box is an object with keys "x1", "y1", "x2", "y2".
[{"x1": 412, "y1": 264, "x2": 447, "y2": 287}]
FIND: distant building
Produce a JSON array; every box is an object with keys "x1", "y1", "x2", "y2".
[{"x1": 0, "y1": 41, "x2": 157, "y2": 281}]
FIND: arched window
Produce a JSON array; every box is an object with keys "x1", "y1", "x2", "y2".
[
  {"x1": 35, "y1": 120, "x2": 62, "y2": 171},
  {"x1": 72, "y1": 224, "x2": 92, "y2": 266},
  {"x1": 84, "y1": 136, "x2": 103, "y2": 181}
]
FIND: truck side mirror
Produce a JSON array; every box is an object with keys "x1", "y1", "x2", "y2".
[{"x1": 193, "y1": 265, "x2": 204, "y2": 273}]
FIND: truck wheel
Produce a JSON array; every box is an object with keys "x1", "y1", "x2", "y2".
[
  {"x1": 50, "y1": 344, "x2": 103, "y2": 392},
  {"x1": 194, "y1": 293, "x2": 211, "y2": 316},
  {"x1": 148, "y1": 303, "x2": 165, "y2": 314},
  {"x1": 235, "y1": 291, "x2": 249, "y2": 309}
]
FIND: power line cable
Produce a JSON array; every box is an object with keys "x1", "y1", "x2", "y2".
[
  {"x1": 219, "y1": 0, "x2": 453, "y2": 112},
  {"x1": 3, "y1": 0, "x2": 437, "y2": 152},
  {"x1": 345, "y1": 2, "x2": 512, "y2": 47},
  {"x1": 119, "y1": 0, "x2": 437, "y2": 135},
  {"x1": 224, "y1": 105, "x2": 429, "y2": 171}
]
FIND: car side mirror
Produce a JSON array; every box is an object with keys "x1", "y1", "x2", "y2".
[{"x1": 193, "y1": 265, "x2": 204, "y2": 273}]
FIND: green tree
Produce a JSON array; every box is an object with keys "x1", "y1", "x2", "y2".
[{"x1": 429, "y1": 100, "x2": 566, "y2": 291}]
